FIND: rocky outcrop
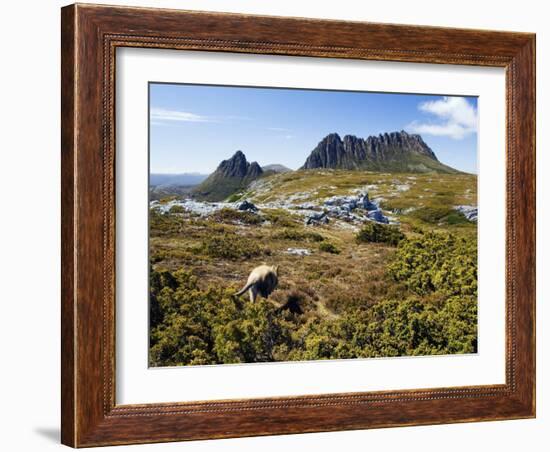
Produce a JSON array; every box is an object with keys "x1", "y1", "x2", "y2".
[
  {"x1": 324, "y1": 193, "x2": 378, "y2": 212},
  {"x1": 152, "y1": 189, "x2": 391, "y2": 226},
  {"x1": 320, "y1": 193, "x2": 389, "y2": 224},
  {"x1": 193, "y1": 151, "x2": 264, "y2": 201},
  {"x1": 301, "y1": 131, "x2": 458, "y2": 174}
]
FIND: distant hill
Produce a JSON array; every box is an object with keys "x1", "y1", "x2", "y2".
[
  {"x1": 150, "y1": 173, "x2": 208, "y2": 187},
  {"x1": 149, "y1": 173, "x2": 208, "y2": 200},
  {"x1": 193, "y1": 151, "x2": 264, "y2": 201},
  {"x1": 301, "y1": 131, "x2": 458, "y2": 174},
  {"x1": 262, "y1": 164, "x2": 292, "y2": 174}
]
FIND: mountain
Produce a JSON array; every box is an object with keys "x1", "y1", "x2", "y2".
[
  {"x1": 149, "y1": 173, "x2": 209, "y2": 200},
  {"x1": 262, "y1": 164, "x2": 292, "y2": 174},
  {"x1": 301, "y1": 131, "x2": 458, "y2": 173},
  {"x1": 150, "y1": 173, "x2": 208, "y2": 187},
  {"x1": 193, "y1": 151, "x2": 264, "y2": 201}
]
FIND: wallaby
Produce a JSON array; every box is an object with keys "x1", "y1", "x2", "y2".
[{"x1": 235, "y1": 264, "x2": 279, "y2": 303}]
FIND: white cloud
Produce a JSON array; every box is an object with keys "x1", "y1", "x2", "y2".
[
  {"x1": 406, "y1": 96, "x2": 477, "y2": 140},
  {"x1": 150, "y1": 108, "x2": 215, "y2": 123}
]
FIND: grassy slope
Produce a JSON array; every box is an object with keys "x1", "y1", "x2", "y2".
[
  {"x1": 193, "y1": 171, "x2": 272, "y2": 202},
  {"x1": 192, "y1": 174, "x2": 247, "y2": 202},
  {"x1": 346, "y1": 153, "x2": 459, "y2": 174},
  {"x1": 242, "y1": 169, "x2": 476, "y2": 232}
]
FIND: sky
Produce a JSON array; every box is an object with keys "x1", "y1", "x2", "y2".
[{"x1": 149, "y1": 83, "x2": 478, "y2": 174}]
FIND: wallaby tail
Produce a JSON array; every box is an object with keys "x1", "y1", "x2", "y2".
[{"x1": 235, "y1": 282, "x2": 254, "y2": 297}]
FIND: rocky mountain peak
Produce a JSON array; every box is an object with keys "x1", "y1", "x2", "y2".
[
  {"x1": 301, "y1": 133, "x2": 346, "y2": 169},
  {"x1": 193, "y1": 150, "x2": 264, "y2": 201},
  {"x1": 247, "y1": 161, "x2": 263, "y2": 179},
  {"x1": 301, "y1": 130, "x2": 451, "y2": 173},
  {"x1": 216, "y1": 150, "x2": 256, "y2": 178}
]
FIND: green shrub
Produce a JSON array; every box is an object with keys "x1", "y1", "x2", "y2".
[
  {"x1": 169, "y1": 204, "x2": 185, "y2": 214},
  {"x1": 211, "y1": 207, "x2": 262, "y2": 225},
  {"x1": 149, "y1": 209, "x2": 183, "y2": 235},
  {"x1": 330, "y1": 296, "x2": 477, "y2": 358},
  {"x1": 262, "y1": 209, "x2": 298, "y2": 228},
  {"x1": 150, "y1": 262, "x2": 477, "y2": 366},
  {"x1": 149, "y1": 268, "x2": 291, "y2": 366},
  {"x1": 444, "y1": 211, "x2": 471, "y2": 225},
  {"x1": 355, "y1": 222, "x2": 405, "y2": 246},
  {"x1": 410, "y1": 206, "x2": 469, "y2": 225},
  {"x1": 388, "y1": 232, "x2": 477, "y2": 297},
  {"x1": 199, "y1": 233, "x2": 267, "y2": 260},
  {"x1": 319, "y1": 242, "x2": 340, "y2": 254},
  {"x1": 273, "y1": 229, "x2": 325, "y2": 242}
]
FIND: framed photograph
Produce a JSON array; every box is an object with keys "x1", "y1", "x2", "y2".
[{"x1": 61, "y1": 3, "x2": 536, "y2": 447}]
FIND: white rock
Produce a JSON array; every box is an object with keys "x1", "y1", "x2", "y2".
[
  {"x1": 286, "y1": 248, "x2": 312, "y2": 256},
  {"x1": 455, "y1": 205, "x2": 478, "y2": 222}
]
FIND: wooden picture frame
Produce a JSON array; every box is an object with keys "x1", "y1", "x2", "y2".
[{"x1": 61, "y1": 3, "x2": 535, "y2": 447}]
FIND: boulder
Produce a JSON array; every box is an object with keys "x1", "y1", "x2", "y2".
[
  {"x1": 455, "y1": 205, "x2": 478, "y2": 222},
  {"x1": 359, "y1": 193, "x2": 379, "y2": 211},
  {"x1": 324, "y1": 194, "x2": 358, "y2": 210},
  {"x1": 367, "y1": 209, "x2": 389, "y2": 224},
  {"x1": 236, "y1": 200, "x2": 258, "y2": 212},
  {"x1": 305, "y1": 211, "x2": 329, "y2": 226},
  {"x1": 286, "y1": 248, "x2": 312, "y2": 256},
  {"x1": 295, "y1": 202, "x2": 317, "y2": 210}
]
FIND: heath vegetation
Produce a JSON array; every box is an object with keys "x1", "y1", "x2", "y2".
[{"x1": 149, "y1": 169, "x2": 478, "y2": 366}]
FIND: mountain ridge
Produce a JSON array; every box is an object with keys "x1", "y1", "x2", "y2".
[
  {"x1": 192, "y1": 131, "x2": 459, "y2": 202},
  {"x1": 150, "y1": 173, "x2": 208, "y2": 187},
  {"x1": 301, "y1": 131, "x2": 458, "y2": 174}
]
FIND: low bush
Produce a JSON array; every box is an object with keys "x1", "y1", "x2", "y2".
[
  {"x1": 149, "y1": 209, "x2": 183, "y2": 235},
  {"x1": 273, "y1": 229, "x2": 325, "y2": 243},
  {"x1": 388, "y1": 231, "x2": 477, "y2": 297},
  {"x1": 319, "y1": 242, "x2": 340, "y2": 254},
  {"x1": 410, "y1": 206, "x2": 469, "y2": 225},
  {"x1": 211, "y1": 207, "x2": 263, "y2": 225},
  {"x1": 168, "y1": 204, "x2": 185, "y2": 214},
  {"x1": 149, "y1": 268, "x2": 291, "y2": 366},
  {"x1": 199, "y1": 233, "x2": 267, "y2": 260},
  {"x1": 355, "y1": 222, "x2": 405, "y2": 246},
  {"x1": 149, "y1": 263, "x2": 478, "y2": 366},
  {"x1": 262, "y1": 209, "x2": 299, "y2": 228}
]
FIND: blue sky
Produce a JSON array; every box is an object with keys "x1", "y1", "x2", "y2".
[{"x1": 149, "y1": 83, "x2": 478, "y2": 174}]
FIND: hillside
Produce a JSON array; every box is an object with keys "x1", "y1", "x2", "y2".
[
  {"x1": 301, "y1": 131, "x2": 458, "y2": 174},
  {"x1": 238, "y1": 169, "x2": 476, "y2": 231}
]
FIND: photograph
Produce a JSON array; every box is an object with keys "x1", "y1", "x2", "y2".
[{"x1": 148, "y1": 83, "x2": 479, "y2": 367}]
